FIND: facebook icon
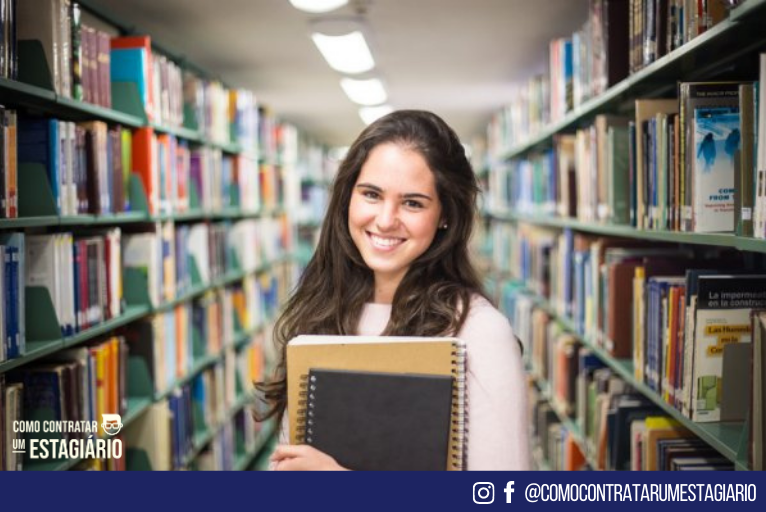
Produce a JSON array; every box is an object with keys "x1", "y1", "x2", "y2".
[{"x1": 504, "y1": 481, "x2": 515, "y2": 503}]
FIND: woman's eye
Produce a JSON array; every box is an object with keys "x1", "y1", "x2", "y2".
[
  {"x1": 404, "y1": 200, "x2": 423, "y2": 209},
  {"x1": 362, "y1": 190, "x2": 379, "y2": 199}
]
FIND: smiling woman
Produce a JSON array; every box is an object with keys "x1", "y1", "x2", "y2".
[{"x1": 255, "y1": 110, "x2": 530, "y2": 470}]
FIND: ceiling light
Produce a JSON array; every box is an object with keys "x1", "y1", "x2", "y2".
[
  {"x1": 359, "y1": 105, "x2": 393, "y2": 125},
  {"x1": 289, "y1": 0, "x2": 348, "y2": 13},
  {"x1": 340, "y1": 78, "x2": 387, "y2": 106},
  {"x1": 311, "y1": 31, "x2": 375, "y2": 74}
]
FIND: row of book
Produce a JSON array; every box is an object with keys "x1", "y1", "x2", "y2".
[
  {"x1": 0, "y1": 228, "x2": 121, "y2": 362},
  {"x1": 7, "y1": 0, "x2": 302, "y2": 164},
  {"x1": 488, "y1": 74, "x2": 766, "y2": 237},
  {"x1": 628, "y1": 0, "x2": 735, "y2": 74},
  {"x1": 487, "y1": 0, "x2": 740, "y2": 158},
  {"x1": 132, "y1": 127, "x2": 286, "y2": 216},
  {"x1": 125, "y1": 283, "x2": 276, "y2": 396},
  {"x1": 529, "y1": 375, "x2": 736, "y2": 471},
  {"x1": 7, "y1": 114, "x2": 290, "y2": 217},
  {"x1": 506, "y1": 284, "x2": 741, "y2": 470},
  {"x1": 123, "y1": 218, "x2": 290, "y2": 309},
  {"x1": 18, "y1": 118, "x2": 132, "y2": 216},
  {"x1": 0, "y1": 326, "x2": 270, "y2": 470},
  {"x1": 126, "y1": 331, "x2": 270, "y2": 470},
  {"x1": 0, "y1": 216, "x2": 291, "y2": 363},
  {"x1": 492, "y1": 223, "x2": 766, "y2": 468}
]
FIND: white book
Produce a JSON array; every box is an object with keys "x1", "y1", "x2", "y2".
[
  {"x1": 61, "y1": 233, "x2": 75, "y2": 335},
  {"x1": 123, "y1": 231, "x2": 160, "y2": 307},
  {"x1": 108, "y1": 228, "x2": 122, "y2": 319},
  {"x1": 58, "y1": 0, "x2": 72, "y2": 98},
  {"x1": 26, "y1": 234, "x2": 62, "y2": 331},
  {"x1": 187, "y1": 223, "x2": 210, "y2": 283},
  {"x1": 63, "y1": 122, "x2": 76, "y2": 216}
]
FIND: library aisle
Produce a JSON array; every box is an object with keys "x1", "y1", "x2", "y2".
[{"x1": 1, "y1": 0, "x2": 766, "y2": 471}]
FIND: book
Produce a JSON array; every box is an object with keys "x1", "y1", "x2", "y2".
[
  {"x1": 286, "y1": 335, "x2": 467, "y2": 470},
  {"x1": 300, "y1": 368, "x2": 454, "y2": 471},
  {"x1": 690, "y1": 274, "x2": 766, "y2": 422},
  {"x1": 692, "y1": 105, "x2": 740, "y2": 232}
]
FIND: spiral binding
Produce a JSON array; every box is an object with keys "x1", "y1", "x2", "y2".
[
  {"x1": 295, "y1": 374, "x2": 312, "y2": 443},
  {"x1": 450, "y1": 340, "x2": 468, "y2": 471}
]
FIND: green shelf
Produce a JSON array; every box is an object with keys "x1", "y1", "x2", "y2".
[
  {"x1": 63, "y1": 305, "x2": 151, "y2": 349},
  {"x1": 151, "y1": 122, "x2": 203, "y2": 143},
  {"x1": 492, "y1": 211, "x2": 766, "y2": 254},
  {"x1": 155, "y1": 209, "x2": 206, "y2": 223},
  {"x1": 0, "y1": 339, "x2": 62, "y2": 374},
  {"x1": 0, "y1": 75, "x2": 57, "y2": 108},
  {"x1": 0, "y1": 216, "x2": 60, "y2": 229},
  {"x1": 56, "y1": 94, "x2": 144, "y2": 127},
  {"x1": 0, "y1": 301, "x2": 151, "y2": 375},
  {"x1": 58, "y1": 212, "x2": 150, "y2": 226},
  {"x1": 123, "y1": 397, "x2": 153, "y2": 427},
  {"x1": 518, "y1": 285, "x2": 750, "y2": 469}
]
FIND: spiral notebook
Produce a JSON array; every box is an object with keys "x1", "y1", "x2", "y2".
[
  {"x1": 286, "y1": 335, "x2": 467, "y2": 470},
  {"x1": 303, "y1": 368, "x2": 454, "y2": 470}
]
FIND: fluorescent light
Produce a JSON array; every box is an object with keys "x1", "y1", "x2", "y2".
[
  {"x1": 340, "y1": 78, "x2": 387, "y2": 106},
  {"x1": 359, "y1": 105, "x2": 393, "y2": 125},
  {"x1": 311, "y1": 31, "x2": 375, "y2": 74},
  {"x1": 289, "y1": 0, "x2": 348, "y2": 13}
]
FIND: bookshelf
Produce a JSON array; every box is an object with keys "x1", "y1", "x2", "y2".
[
  {"x1": 496, "y1": 0, "x2": 766, "y2": 160},
  {"x1": 0, "y1": 0, "x2": 312, "y2": 471},
  {"x1": 482, "y1": 0, "x2": 766, "y2": 471}
]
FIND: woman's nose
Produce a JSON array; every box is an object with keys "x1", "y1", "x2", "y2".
[{"x1": 375, "y1": 202, "x2": 399, "y2": 231}]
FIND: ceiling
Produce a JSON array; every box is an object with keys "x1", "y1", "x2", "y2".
[{"x1": 87, "y1": 0, "x2": 590, "y2": 148}]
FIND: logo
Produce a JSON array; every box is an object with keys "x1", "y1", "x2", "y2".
[
  {"x1": 505, "y1": 481, "x2": 515, "y2": 503},
  {"x1": 101, "y1": 414, "x2": 123, "y2": 436},
  {"x1": 473, "y1": 482, "x2": 494, "y2": 504}
]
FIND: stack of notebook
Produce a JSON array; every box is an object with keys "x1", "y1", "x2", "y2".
[{"x1": 286, "y1": 335, "x2": 467, "y2": 471}]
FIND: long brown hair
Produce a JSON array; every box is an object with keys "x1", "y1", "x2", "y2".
[{"x1": 254, "y1": 110, "x2": 486, "y2": 423}]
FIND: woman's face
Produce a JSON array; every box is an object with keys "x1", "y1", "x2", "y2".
[{"x1": 348, "y1": 142, "x2": 443, "y2": 297}]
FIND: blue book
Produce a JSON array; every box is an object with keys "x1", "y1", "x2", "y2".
[
  {"x1": 0, "y1": 233, "x2": 24, "y2": 358},
  {"x1": 110, "y1": 48, "x2": 149, "y2": 111},
  {"x1": 17, "y1": 117, "x2": 60, "y2": 213}
]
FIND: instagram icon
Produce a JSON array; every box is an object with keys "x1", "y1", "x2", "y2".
[{"x1": 473, "y1": 482, "x2": 494, "y2": 504}]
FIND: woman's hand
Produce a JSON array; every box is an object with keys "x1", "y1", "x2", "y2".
[{"x1": 270, "y1": 444, "x2": 349, "y2": 471}]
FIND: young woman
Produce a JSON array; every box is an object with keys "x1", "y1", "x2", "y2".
[{"x1": 258, "y1": 110, "x2": 530, "y2": 470}]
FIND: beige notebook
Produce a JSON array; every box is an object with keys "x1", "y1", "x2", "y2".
[{"x1": 286, "y1": 335, "x2": 467, "y2": 470}]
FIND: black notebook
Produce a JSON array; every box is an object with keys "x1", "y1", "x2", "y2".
[{"x1": 301, "y1": 368, "x2": 455, "y2": 471}]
